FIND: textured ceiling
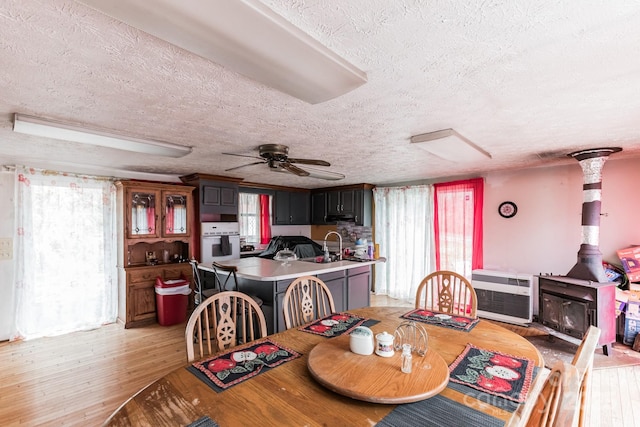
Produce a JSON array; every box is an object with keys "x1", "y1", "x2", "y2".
[{"x1": 1, "y1": 0, "x2": 639, "y2": 188}]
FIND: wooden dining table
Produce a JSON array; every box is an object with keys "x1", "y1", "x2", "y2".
[{"x1": 103, "y1": 306, "x2": 544, "y2": 427}]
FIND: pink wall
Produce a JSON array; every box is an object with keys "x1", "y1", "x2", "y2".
[{"x1": 483, "y1": 157, "x2": 640, "y2": 277}]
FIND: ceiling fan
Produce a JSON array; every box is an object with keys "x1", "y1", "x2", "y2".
[{"x1": 223, "y1": 144, "x2": 344, "y2": 180}]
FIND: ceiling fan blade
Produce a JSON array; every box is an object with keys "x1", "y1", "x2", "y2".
[
  {"x1": 270, "y1": 165, "x2": 345, "y2": 180},
  {"x1": 288, "y1": 158, "x2": 331, "y2": 167},
  {"x1": 225, "y1": 161, "x2": 265, "y2": 172},
  {"x1": 295, "y1": 165, "x2": 345, "y2": 180},
  {"x1": 222, "y1": 152, "x2": 263, "y2": 160},
  {"x1": 280, "y1": 162, "x2": 310, "y2": 176}
]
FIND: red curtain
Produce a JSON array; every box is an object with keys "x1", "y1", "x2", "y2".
[
  {"x1": 259, "y1": 194, "x2": 272, "y2": 244},
  {"x1": 433, "y1": 178, "x2": 483, "y2": 274}
]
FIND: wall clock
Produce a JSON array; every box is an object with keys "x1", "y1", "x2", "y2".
[{"x1": 498, "y1": 201, "x2": 517, "y2": 218}]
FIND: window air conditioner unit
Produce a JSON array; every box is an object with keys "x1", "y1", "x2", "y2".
[{"x1": 471, "y1": 269, "x2": 534, "y2": 326}]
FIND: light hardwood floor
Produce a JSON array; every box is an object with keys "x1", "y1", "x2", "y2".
[{"x1": 0, "y1": 295, "x2": 637, "y2": 426}]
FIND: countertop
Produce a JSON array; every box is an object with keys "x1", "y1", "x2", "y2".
[{"x1": 198, "y1": 256, "x2": 385, "y2": 281}]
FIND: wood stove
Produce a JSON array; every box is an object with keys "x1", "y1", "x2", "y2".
[
  {"x1": 537, "y1": 147, "x2": 621, "y2": 356},
  {"x1": 538, "y1": 275, "x2": 615, "y2": 355}
]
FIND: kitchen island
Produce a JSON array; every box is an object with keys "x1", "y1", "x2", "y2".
[{"x1": 198, "y1": 257, "x2": 384, "y2": 333}]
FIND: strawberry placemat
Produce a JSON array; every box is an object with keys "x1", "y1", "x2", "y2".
[
  {"x1": 299, "y1": 312, "x2": 369, "y2": 337},
  {"x1": 400, "y1": 309, "x2": 479, "y2": 332},
  {"x1": 448, "y1": 343, "x2": 535, "y2": 403},
  {"x1": 187, "y1": 338, "x2": 301, "y2": 392}
]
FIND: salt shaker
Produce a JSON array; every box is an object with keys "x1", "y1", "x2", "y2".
[{"x1": 401, "y1": 343, "x2": 412, "y2": 373}]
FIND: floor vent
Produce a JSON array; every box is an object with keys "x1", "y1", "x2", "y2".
[{"x1": 471, "y1": 269, "x2": 534, "y2": 326}]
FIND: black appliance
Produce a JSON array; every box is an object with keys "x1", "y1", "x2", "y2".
[{"x1": 258, "y1": 236, "x2": 325, "y2": 259}]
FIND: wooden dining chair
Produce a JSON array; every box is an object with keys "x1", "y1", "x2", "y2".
[
  {"x1": 570, "y1": 326, "x2": 601, "y2": 427},
  {"x1": 506, "y1": 360, "x2": 581, "y2": 427},
  {"x1": 185, "y1": 291, "x2": 267, "y2": 363},
  {"x1": 282, "y1": 276, "x2": 336, "y2": 329},
  {"x1": 414, "y1": 270, "x2": 478, "y2": 318}
]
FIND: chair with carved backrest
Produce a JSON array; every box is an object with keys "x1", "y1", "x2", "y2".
[
  {"x1": 507, "y1": 360, "x2": 581, "y2": 427},
  {"x1": 570, "y1": 325, "x2": 601, "y2": 427},
  {"x1": 185, "y1": 291, "x2": 267, "y2": 363},
  {"x1": 414, "y1": 270, "x2": 478, "y2": 318},
  {"x1": 282, "y1": 276, "x2": 336, "y2": 329}
]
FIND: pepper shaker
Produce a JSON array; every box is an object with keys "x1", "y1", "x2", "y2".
[{"x1": 401, "y1": 343, "x2": 412, "y2": 373}]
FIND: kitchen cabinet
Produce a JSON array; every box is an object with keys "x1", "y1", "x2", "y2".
[
  {"x1": 202, "y1": 182, "x2": 238, "y2": 214},
  {"x1": 122, "y1": 264, "x2": 193, "y2": 328},
  {"x1": 116, "y1": 180, "x2": 195, "y2": 328},
  {"x1": 318, "y1": 270, "x2": 346, "y2": 312},
  {"x1": 347, "y1": 266, "x2": 371, "y2": 310},
  {"x1": 327, "y1": 189, "x2": 355, "y2": 217},
  {"x1": 235, "y1": 261, "x2": 375, "y2": 334},
  {"x1": 122, "y1": 184, "x2": 192, "y2": 240},
  {"x1": 180, "y1": 173, "x2": 242, "y2": 221},
  {"x1": 311, "y1": 192, "x2": 327, "y2": 224},
  {"x1": 273, "y1": 190, "x2": 310, "y2": 225},
  {"x1": 311, "y1": 184, "x2": 373, "y2": 226},
  {"x1": 319, "y1": 266, "x2": 371, "y2": 315}
]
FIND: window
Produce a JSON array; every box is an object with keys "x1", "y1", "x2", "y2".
[
  {"x1": 433, "y1": 178, "x2": 484, "y2": 277},
  {"x1": 372, "y1": 185, "x2": 435, "y2": 300},
  {"x1": 239, "y1": 193, "x2": 272, "y2": 244},
  {"x1": 12, "y1": 166, "x2": 117, "y2": 340},
  {"x1": 239, "y1": 193, "x2": 260, "y2": 243}
]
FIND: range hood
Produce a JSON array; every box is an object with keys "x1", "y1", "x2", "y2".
[{"x1": 326, "y1": 213, "x2": 356, "y2": 222}]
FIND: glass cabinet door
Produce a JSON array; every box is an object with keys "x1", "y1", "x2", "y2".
[
  {"x1": 163, "y1": 192, "x2": 189, "y2": 236},
  {"x1": 129, "y1": 191, "x2": 159, "y2": 237}
]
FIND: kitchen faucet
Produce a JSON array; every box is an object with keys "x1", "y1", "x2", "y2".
[{"x1": 323, "y1": 231, "x2": 343, "y2": 261}]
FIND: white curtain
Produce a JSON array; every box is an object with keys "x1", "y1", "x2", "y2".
[
  {"x1": 12, "y1": 166, "x2": 117, "y2": 340},
  {"x1": 373, "y1": 185, "x2": 435, "y2": 301},
  {"x1": 239, "y1": 193, "x2": 261, "y2": 243}
]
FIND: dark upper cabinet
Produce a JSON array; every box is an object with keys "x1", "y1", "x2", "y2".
[
  {"x1": 180, "y1": 173, "x2": 241, "y2": 221},
  {"x1": 327, "y1": 189, "x2": 355, "y2": 216},
  {"x1": 273, "y1": 190, "x2": 310, "y2": 225},
  {"x1": 311, "y1": 192, "x2": 327, "y2": 224},
  {"x1": 202, "y1": 184, "x2": 237, "y2": 210},
  {"x1": 312, "y1": 185, "x2": 373, "y2": 226},
  {"x1": 290, "y1": 191, "x2": 310, "y2": 224}
]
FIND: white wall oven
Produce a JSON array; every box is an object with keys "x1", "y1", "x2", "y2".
[{"x1": 200, "y1": 222, "x2": 240, "y2": 263}]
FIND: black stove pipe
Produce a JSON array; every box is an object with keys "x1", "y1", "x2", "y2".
[{"x1": 566, "y1": 147, "x2": 621, "y2": 282}]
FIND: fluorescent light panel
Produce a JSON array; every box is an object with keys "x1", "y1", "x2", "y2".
[
  {"x1": 78, "y1": 0, "x2": 367, "y2": 104},
  {"x1": 4, "y1": 161, "x2": 183, "y2": 183},
  {"x1": 13, "y1": 114, "x2": 192, "y2": 158},
  {"x1": 410, "y1": 129, "x2": 492, "y2": 162}
]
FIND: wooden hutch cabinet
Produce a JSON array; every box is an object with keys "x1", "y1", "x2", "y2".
[{"x1": 115, "y1": 181, "x2": 195, "y2": 328}]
